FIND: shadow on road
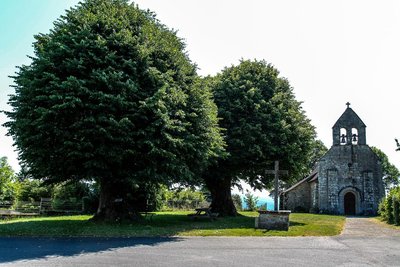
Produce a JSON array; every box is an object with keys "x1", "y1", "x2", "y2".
[{"x1": 0, "y1": 236, "x2": 182, "y2": 264}]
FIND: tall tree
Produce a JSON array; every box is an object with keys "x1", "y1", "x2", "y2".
[
  {"x1": 308, "y1": 140, "x2": 328, "y2": 170},
  {"x1": 204, "y1": 60, "x2": 316, "y2": 216},
  {"x1": 5, "y1": 0, "x2": 224, "y2": 221},
  {"x1": 278, "y1": 139, "x2": 328, "y2": 192},
  {"x1": 371, "y1": 147, "x2": 400, "y2": 190}
]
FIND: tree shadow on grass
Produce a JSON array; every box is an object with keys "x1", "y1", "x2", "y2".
[
  {"x1": 0, "y1": 236, "x2": 182, "y2": 264},
  {"x1": 0, "y1": 213, "x2": 257, "y2": 238},
  {"x1": 289, "y1": 221, "x2": 306, "y2": 227},
  {"x1": 151, "y1": 213, "x2": 257, "y2": 230},
  {"x1": 258, "y1": 221, "x2": 306, "y2": 233}
]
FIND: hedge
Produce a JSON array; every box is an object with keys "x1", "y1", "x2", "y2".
[{"x1": 379, "y1": 187, "x2": 400, "y2": 225}]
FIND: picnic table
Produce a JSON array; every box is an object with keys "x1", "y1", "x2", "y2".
[{"x1": 188, "y1": 207, "x2": 219, "y2": 221}]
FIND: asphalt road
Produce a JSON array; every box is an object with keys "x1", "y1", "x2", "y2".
[{"x1": 0, "y1": 217, "x2": 399, "y2": 267}]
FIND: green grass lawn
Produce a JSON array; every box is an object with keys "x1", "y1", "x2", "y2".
[{"x1": 0, "y1": 212, "x2": 345, "y2": 237}]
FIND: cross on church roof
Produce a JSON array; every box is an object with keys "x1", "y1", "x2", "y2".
[{"x1": 346, "y1": 102, "x2": 351, "y2": 108}]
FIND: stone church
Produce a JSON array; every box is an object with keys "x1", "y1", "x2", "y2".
[{"x1": 281, "y1": 103, "x2": 384, "y2": 215}]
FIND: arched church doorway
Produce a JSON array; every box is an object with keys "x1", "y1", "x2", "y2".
[{"x1": 344, "y1": 192, "x2": 356, "y2": 215}]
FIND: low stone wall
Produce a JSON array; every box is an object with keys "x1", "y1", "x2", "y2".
[{"x1": 255, "y1": 210, "x2": 291, "y2": 231}]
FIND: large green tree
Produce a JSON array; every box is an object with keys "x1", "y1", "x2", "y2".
[
  {"x1": 371, "y1": 147, "x2": 399, "y2": 190},
  {"x1": 204, "y1": 60, "x2": 316, "y2": 216},
  {"x1": 5, "y1": 0, "x2": 224, "y2": 221},
  {"x1": 278, "y1": 139, "x2": 328, "y2": 192},
  {"x1": 308, "y1": 140, "x2": 328, "y2": 170}
]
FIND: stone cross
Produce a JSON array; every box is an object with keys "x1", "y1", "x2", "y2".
[{"x1": 265, "y1": 161, "x2": 289, "y2": 211}]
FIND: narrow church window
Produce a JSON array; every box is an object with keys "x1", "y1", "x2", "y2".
[
  {"x1": 351, "y1": 128, "x2": 358, "y2": 145},
  {"x1": 348, "y1": 163, "x2": 354, "y2": 178},
  {"x1": 340, "y1": 128, "x2": 347, "y2": 145}
]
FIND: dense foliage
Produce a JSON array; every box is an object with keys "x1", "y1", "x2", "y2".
[
  {"x1": 16, "y1": 179, "x2": 53, "y2": 202},
  {"x1": 204, "y1": 59, "x2": 316, "y2": 215},
  {"x1": 379, "y1": 187, "x2": 400, "y2": 225},
  {"x1": 280, "y1": 139, "x2": 328, "y2": 191},
  {"x1": 307, "y1": 140, "x2": 328, "y2": 172},
  {"x1": 371, "y1": 147, "x2": 400, "y2": 190},
  {"x1": 160, "y1": 187, "x2": 207, "y2": 210},
  {"x1": 5, "y1": 0, "x2": 224, "y2": 221},
  {"x1": 0, "y1": 157, "x2": 18, "y2": 202},
  {"x1": 377, "y1": 140, "x2": 400, "y2": 225}
]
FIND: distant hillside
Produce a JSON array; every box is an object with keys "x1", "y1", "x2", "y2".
[{"x1": 241, "y1": 196, "x2": 274, "y2": 210}]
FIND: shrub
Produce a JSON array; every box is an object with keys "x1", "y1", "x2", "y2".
[
  {"x1": 388, "y1": 194, "x2": 394, "y2": 223},
  {"x1": 378, "y1": 200, "x2": 387, "y2": 220},
  {"x1": 0, "y1": 157, "x2": 18, "y2": 202},
  {"x1": 309, "y1": 206, "x2": 319, "y2": 213},
  {"x1": 393, "y1": 195, "x2": 400, "y2": 226},
  {"x1": 161, "y1": 188, "x2": 207, "y2": 210},
  {"x1": 52, "y1": 181, "x2": 92, "y2": 200},
  {"x1": 379, "y1": 187, "x2": 400, "y2": 225},
  {"x1": 16, "y1": 179, "x2": 53, "y2": 202},
  {"x1": 244, "y1": 190, "x2": 258, "y2": 211},
  {"x1": 257, "y1": 203, "x2": 267, "y2": 211}
]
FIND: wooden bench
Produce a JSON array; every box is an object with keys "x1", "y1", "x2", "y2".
[{"x1": 188, "y1": 208, "x2": 219, "y2": 221}]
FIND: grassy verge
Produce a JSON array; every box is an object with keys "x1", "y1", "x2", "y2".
[
  {"x1": 0, "y1": 212, "x2": 345, "y2": 237},
  {"x1": 370, "y1": 217, "x2": 400, "y2": 230}
]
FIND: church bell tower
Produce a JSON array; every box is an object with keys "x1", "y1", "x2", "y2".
[
  {"x1": 281, "y1": 102, "x2": 384, "y2": 215},
  {"x1": 332, "y1": 102, "x2": 367, "y2": 146}
]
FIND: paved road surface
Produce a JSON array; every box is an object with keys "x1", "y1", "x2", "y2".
[{"x1": 0, "y1": 217, "x2": 399, "y2": 266}]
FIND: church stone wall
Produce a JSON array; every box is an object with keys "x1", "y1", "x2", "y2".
[
  {"x1": 310, "y1": 180, "x2": 319, "y2": 212},
  {"x1": 318, "y1": 145, "x2": 384, "y2": 215},
  {"x1": 282, "y1": 105, "x2": 385, "y2": 215},
  {"x1": 281, "y1": 181, "x2": 311, "y2": 212}
]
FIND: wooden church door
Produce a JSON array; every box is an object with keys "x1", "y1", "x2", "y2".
[{"x1": 344, "y1": 192, "x2": 356, "y2": 215}]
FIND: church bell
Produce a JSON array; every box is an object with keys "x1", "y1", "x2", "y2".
[{"x1": 341, "y1": 134, "x2": 346, "y2": 144}]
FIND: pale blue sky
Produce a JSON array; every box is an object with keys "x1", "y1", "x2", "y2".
[
  {"x1": 0, "y1": 0, "x2": 80, "y2": 170},
  {"x1": 1, "y1": 0, "x2": 400, "y2": 194}
]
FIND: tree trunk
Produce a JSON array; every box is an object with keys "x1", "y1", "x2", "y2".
[
  {"x1": 205, "y1": 175, "x2": 238, "y2": 216},
  {"x1": 92, "y1": 178, "x2": 138, "y2": 222}
]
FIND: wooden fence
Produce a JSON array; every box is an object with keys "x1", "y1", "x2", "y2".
[{"x1": 0, "y1": 198, "x2": 83, "y2": 216}]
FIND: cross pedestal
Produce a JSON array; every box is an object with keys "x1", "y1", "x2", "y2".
[{"x1": 255, "y1": 210, "x2": 291, "y2": 231}]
